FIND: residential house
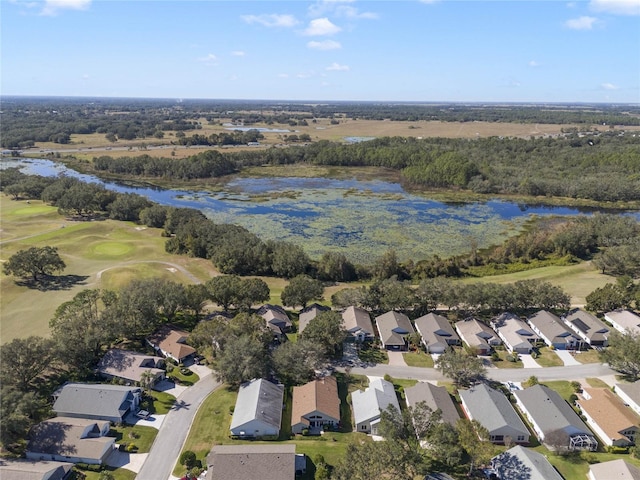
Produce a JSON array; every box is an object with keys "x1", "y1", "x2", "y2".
[
  {"x1": 291, "y1": 376, "x2": 341, "y2": 434},
  {"x1": 351, "y1": 377, "x2": 400, "y2": 435},
  {"x1": 527, "y1": 310, "x2": 582, "y2": 350},
  {"x1": 206, "y1": 445, "x2": 295, "y2": 480},
  {"x1": 577, "y1": 388, "x2": 640, "y2": 447},
  {"x1": 455, "y1": 318, "x2": 501, "y2": 355},
  {"x1": 589, "y1": 459, "x2": 640, "y2": 480},
  {"x1": 615, "y1": 382, "x2": 640, "y2": 416},
  {"x1": 459, "y1": 383, "x2": 529, "y2": 445},
  {"x1": 0, "y1": 459, "x2": 72, "y2": 480},
  {"x1": 26, "y1": 417, "x2": 114, "y2": 465},
  {"x1": 298, "y1": 304, "x2": 331, "y2": 334},
  {"x1": 490, "y1": 445, "x2": 564, "y2": 480},
  {"x1": 491, "y1": 313, "x2": 539, "y2": 355},
  {"x1": 513, "y1": 384, "x2": 597, "y2": 452},
  {"x1": 97, "y1": 349, "x2": 165, "y2": 386},
  {"x1": 404, "y1": 382, "x2": 460, "y2": 427},
  {"x1": 605, "y1": 310, "x2": 640, "y2": 335},
  {"x1": 561, "y1": 308, "x2": 609, "y2": 347},
  {"x1": 375, "y1": 311, "x2": 415, "y2": 350},
  {"x1": 52, "y1": 383, "x2": 142, "y2": 424},
  {"x1": 341, "y1": 306, "x2": 375, "y2": 342},
  {"x1": 413, "y1": 313, "x2": 460, "y2": 354},
  {"x1": 230, "y1": 378, "x2": 284, "y2": 438},
  {"x1": 146, "y1": 325, "x2": 196, "y2": 363},
  {"x1": 258, "y1": 304, "x2": 292, "y2": 335}
]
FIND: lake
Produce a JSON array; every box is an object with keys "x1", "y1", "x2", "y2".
[{"x1": 3, "y1": 158, "x2": 634, "y2": 263}]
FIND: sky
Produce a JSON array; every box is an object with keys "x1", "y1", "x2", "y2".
[{"x1": 1, "y1": 0, "x2": 639, "y2": 103}]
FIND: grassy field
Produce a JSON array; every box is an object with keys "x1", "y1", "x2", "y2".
[{"x1": 403, "y1": 351, "x2": 435, "y2": 368}]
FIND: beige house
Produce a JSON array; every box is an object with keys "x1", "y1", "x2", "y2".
[
  {"x1": 146, "y1": 325, "x2": 196, "y2": 363},
  {"x1": 341, "y1": 306, "x2": 375, "y2": 342},
  {"x1": 291, "y1": 376, "x2": 341, "y2": 434},
  {"x1": 577, "y1": 388, "x2": 640, "y2": 447},
  {"x1": 97, "y1": 349, "x2": 165, "y2": 386},
  {"x1": 589, "y1": 459, "x2": 640, "y2": 480}
]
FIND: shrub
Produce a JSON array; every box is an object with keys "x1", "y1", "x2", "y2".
[
  {"x1": 126, "y1": 443, "x2": 137, "y2": 452},
  {"x1": 302, "y1": 428, "x2": 309, "y2": 436},
  {"x1": 180, "y1": 450, "x2": 197, "y2": 469},
  {"x1": 166, "y1": 363, "x2": 174, "y2": 373}
]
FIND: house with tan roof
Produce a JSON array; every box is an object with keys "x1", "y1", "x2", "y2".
[
  {"x1": 206, "y1": 445, "x2": 296, "y2": 480},
  {"x1": 375, "y1": 311, "x2": 415, "y2": 350},
  {"x1": 97, "y1": 349, "x2": 165, "y2": 386},
  {"x1": 0, "y1": 459, "x2": 73, "y2": 480},
  {"x1": 561, "y1": 308, "x2": 609, "y2": 347},
  {"x1": 527, "y1": 310, "x2": 582, "y2": 350},
  {"x1": 414, "y1": 313, "x2": 460, "y2": 354},
  {"x1": 146, "y1": 325, "x2": 196, "y2": 363},
  {"x1": 605, "y1": 309, "x2": 640, "y2": 335},
  {"x1": 26, "y1": 417, "x2": 114, "y2": 465},
  {"x1": 491, "y1": 312, "x2": 539, "y2": 354},
  {"x1": 577, "y1": 388, "x2": 640, "y2": 447},
  {"x1": 404, "y1": 382, "x2": 460, "y2": 427},
  {"x1": 589, "y1": 459, "x2": 640, "y2": 480},
  {"x1": 455, "y1": 318, "x2": 501, "y2": 355},
  {"x1": 258, "y1": 304, "x2": 292, "y2": 337},
  {"x1": 615, "y1": 382, "x2": 640, "y2": 416},
  {"x1": 291, "y1": 376, "x2": 341, "y2": 434},
  {"x1": 341, "y1": 306, "x2": 375, "y2": 342}
]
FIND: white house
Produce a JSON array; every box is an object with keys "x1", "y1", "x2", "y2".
[
  {"x1": 491, "y1": 313, "x2": 539, "y2": 354},
  {"x1": 230, "y1": 379, "x2": 284, "y2": 438},
  {"x1": 527, "y1": 310, "x2": 582, "y2": 350},
  {"x1": 351, "y1": 378, "x2": 400, "y2": 435},
  {"x1": 605, "y1": 310, "x2": 640, "y2": 335},
  {"x1": 561, "y1": 308, "x2": 609, "y2": 347},
  {"x1": 615, "y1": 382, "x2": 640, "y2": 416}
]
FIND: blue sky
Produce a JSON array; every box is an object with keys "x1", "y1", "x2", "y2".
[{"x1": 2, "y1": 0, "x2": 639, "y2": 103}]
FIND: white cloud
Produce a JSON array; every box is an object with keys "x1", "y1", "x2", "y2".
[
  {"x1": 601, "y1": 82, "x2": 619, "y2": 90},
  {"x1": 565, "y1": 15, "x2": 598, "y2": 29},
  {"x1": 197, "y1": 54, "x2": 218, "y2": 64},
  {"x1": 82, "y1": 73, "x2": 90, "y2": 79},
  {"x1": 296, "y1": 72, "x2": 314, "y2": 79},
  {"x1": 41, "y1": 0, "x2": 91, "y2": 16},
  {"x1": 590, "y1": 0, "x2": 640, "y2": 15},
  {"x1": 528, "y1": 60, "x2": 541, "y2": 67},
  {"x1": 419, "y1": 0, "x2": 440, "y2": 4},
  {"x1": 278, "y1": 73, "x2": 290, "y2": 78},
  {"x1": 307, "y1": 40, "x2": 342, "y2": 50},
  {"x1": 326, "y1": 62, "x2": 349, "y2": 71},
  {"x1": 231, "y1": 50, "x2": 246, "y2": 57},
  {"x1": 241, "y1": 14, "x2": 299, "y2": 28},
  {"x1": 303, "y1": 17, "x2": 341, "y2": 36}
]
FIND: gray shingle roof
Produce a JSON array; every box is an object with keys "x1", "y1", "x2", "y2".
[
  {"x1": 52, "y1": 383, "x2": 140, "y2": 420},
  {"x1": 459, "y1": 383, "x2": 528, "y2": 437},
  {"x1": 527, "y1": 310, "x2": 579, "y2": 346},
  {"x1": 414, "y1": 313, "x2": 459, "y2": 349},
  {"x1": 0, "y1": 459, "x2": 72, "y2": 480},
  {"x1": 404, "y1": 382, "x2": 460, "y2": 427},
  {"x1": 206, "y1": 444, "x2": 295, "y2": 480},
  {"x1": 230, "y1": 379, "x2": 284, "y2": 432},
  {"x1": 375, "y1": 311, "x2": 415, "y2": 347},
  {"x1": 491, "y1": 445, "x2": 563, "y2": 480},
  {"x1": 341, "y1": 306, "x2": 374, "y2": 337},
  {"x1": 351, "y1": 378, "x2": 400, "y2": 426}
]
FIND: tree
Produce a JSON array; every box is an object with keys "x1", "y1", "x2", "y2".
[
  {"x1": 0, "y1": 385, "x2": 48, "y2": 449},
  {"x1": 3, "y1": 246, "x2": 66, "y2": 282},
  {"x1": 317, "y1": 251, "x2": 356, "y2": 282},
  {"x1": 236, "y1": 277, "x2": 270, "y2": 310},
  {"x1": 107, "y1": 193, "x2": 151, "y2": 221},
  {"x1": 0, "y1": 336, "x2": 55, "y2": 391},
  {"x1": 272, "y1": 339, "x2": 324, "y2": 387},
  {"x1": 281, "y1": 275, "x2": 324, "y2": 309},
  {"x1": 435, "y1": 349, "x2": 486, "y2": 387},
  {"x1": 371, "y1": 249, "x2": 404, "y2": 280},
  {"x1": 49, "y1": 289, "x2": 119, "y2": 368},
  {"x1": 379, "y1": 402, "x2": 440, "y2": 452},
  {"x1": 457, "y1": 418, "x2": 496, "y2": 475},
  {"x1": 601, "y1": 330, "x2": 640, "y2": 381},
  {"x1": 332, "y1": 440, "x2": 421, "y2": 480},
  {"x1": 206, "y1": 275, "x2": 242, "y2": 311},
  {"x1": 299, "y1": 310, "x2": 347, "y2": 358},
  {"x1": 268, "y1": 240, "x2": 309, "y2": 278},
  {"x1": 214, "y1": 334, "x2": 271, "y2": 388},
  {"x1": 426, "y1": 422, "x2": 463, "y2": 468},
  {"x1": 586, "y1": 283, "x2": 629, "y2": 313}
]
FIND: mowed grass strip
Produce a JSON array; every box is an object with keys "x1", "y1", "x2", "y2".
[
  {"x1": 533, "y1": 347, "x2": 564, "y2": 367},
  {"x1": 403, "y1": 351, "x2": 435, "y2": 368}
]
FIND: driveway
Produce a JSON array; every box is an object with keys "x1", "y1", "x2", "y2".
[
  {"x1": 105, "y1": 449, "x2": 148, "y2": 473},
  {"x1": 555, "y1": 349, "x2": 581, "y2": 366},
  {"x1": 387, "y1": 351, "x2": 407, "y2": 366},
  {"x1": 519, "y1": 354, "x2": 541, "y2": 368},
  {"x1": 124, "y1": 412, "x2": 166, "y2": 429},
  {"x1": 153, "y1": 379, "x2": 188, "y2": 397}
]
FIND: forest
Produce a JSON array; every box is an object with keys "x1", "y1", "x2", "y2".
[{"x1": 2, "y1": 96, "x2": 640, "y2": 149}]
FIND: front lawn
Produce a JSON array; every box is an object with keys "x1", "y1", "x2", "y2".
[
  {"x1": 574, "y1": 349, "x2": 602, "y2": 364},
  {"x1": 108, "y1": 425, "x2": 157, "y2": 452},
  {"x1": 542, "y1": 380, "x2": 575, "y2": 402},
  {"x1": 403, "y1": 351, "x2": 434, "y2": 367},
  {"x1": 76, "y1": 467, "x2": 137, "y2": 480},
  {"x1": 357, "y1": 344, "x2": 389, "y2": 364},
  {"x1": 147, "y1": 390, "x2": 176, "y2": 414},
  {"x1": 490, "y1": 350, "x2": 524, "y2": 369},
  {"x1": 533, "y1": 347, "x2": 564, "y2": 367},
  {"x1": 167, "y1": 366, "x2": 200, "y2": 386}
]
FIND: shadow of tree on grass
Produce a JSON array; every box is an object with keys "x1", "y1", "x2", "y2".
[{"x1": 15, "y1": 274, "x2": 89, "y2": 291}]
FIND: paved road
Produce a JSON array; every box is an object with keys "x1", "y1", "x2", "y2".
[
  {"x1": 342, "y1": 362, "x2": 616, "y2": 383},
  {"x1": 136, "y1": 370, "x2": 221, "y2": 480}
]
